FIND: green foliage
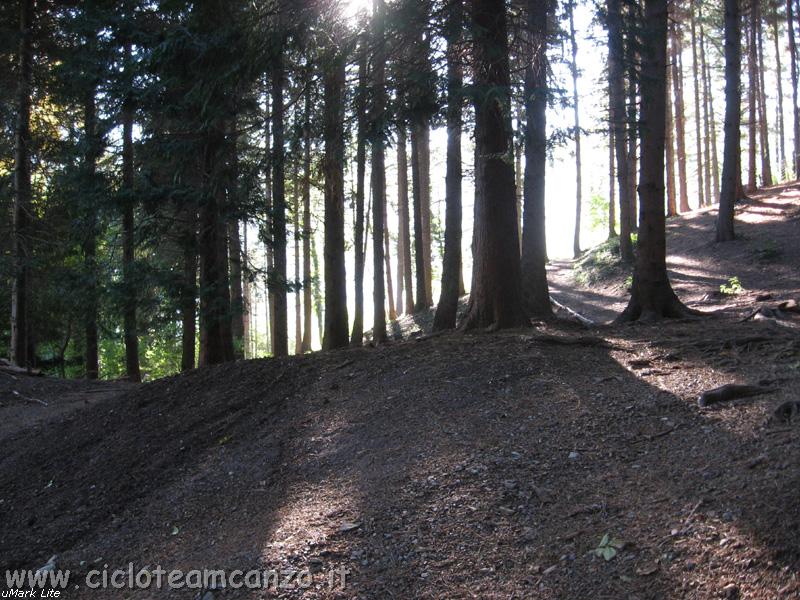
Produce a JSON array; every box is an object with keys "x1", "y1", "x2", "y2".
[
  {"x1": 587, "y1": 192, "x2": 609, "y2": 233},
  {"x1": 594, "y1": 533, "x2": 623, "y2": 561},
  {"x1": 719, "y1": 276, "x2": 744, "y2": 295}
]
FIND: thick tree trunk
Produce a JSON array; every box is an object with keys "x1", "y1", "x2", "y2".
[
  {"x1": 350, "y1": 37, "x2": 367, "y2": 346},
  {"x1": 433, "y1": 0, "x2": 463, "y2": 331},
  {"x1": 397, "y1": 127, "x2": 414, "y2": 315},
  {"x1": 746, "y1": 14, "x2": 758, "y2": 190},
  {"x1": 670, "y1": 20, "x2": 691, "y2": 213},
  {"x1": 518, "y1": 0, "x2": 552, "y2": 321},
  {"x1": 618, "y1": 0, "x2": 692, "y2": 322},
  {"x1": 568, "y1": 0, "x2": 583, "y2": 257},
  {"x1": 717, "y1": 0, "x2": 741, "y2": 242},
  {"x1": 271, "y1": 52, "x2": 288, "y2": 357},
  {"x1": 322, "y1": 49, "x2": 349, "y2": 349},
  {"x1": 755, "y1": 3, "x2": 773, "y2": 187},
  {"x1": 772, "y1": 11, "x2": 787, "y2": 180},
  {"x1": 121, "y1": 41, "x2": 141, "y2": 381},
  {"x1": 371, "y1": 0, "x2": 387, "y2": 343},
  {"x1": 83, "y1": 89, "x2": 99, "y2": 380},
  {"x1": 609, "y1": 0, "x2": 635, "y2": 259},
  {"x1": 464, "y1": 0, "x2": 527, "y2": 330},
  {"x1": 690, "y1": 0, "x2": 706, "y2": 206},
  {"x1": 788, "y1": 0, "x2": 800, "y2": 176},
  {"x1": 301, "y1": 90, "x2": 313, "y2": 353},
  {"x1": 11, "y1": 0, "x2": 33, "y2": 369}
]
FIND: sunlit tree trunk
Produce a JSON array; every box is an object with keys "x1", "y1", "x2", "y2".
[
  {"x1": 772, "y1": 9, "x2": 787, "y2": 180},
  {"x1": 397, "y1": 126, "x2": 414, "y2": 315},
  {"x1": 670, "y1": 18, "x2": 690, "y2": 212},
  {"x1": 746, "y1": 12, "x2": 758, "y2": 191},
  {"x1": 301, "y1": 88, "x2": 313, "y2": 353},
  {"x1": 690, "y1": 0, "x2": 705, "y2": 205},
  {"x1": 699, "y1": 19, "x2": 712, "y2": 206},
  {"x1": 788, "y1": 0, "x2": 800, "y2": 177},
  {"x1": 666, "y1": 60, "x2": 678, "y2": 217},
  {"x1": 755, "y1": 2, "x2": 773, "y2": 186},
  {"x1": 568, "y1": 0, "x2": 583, "y2": 257}
]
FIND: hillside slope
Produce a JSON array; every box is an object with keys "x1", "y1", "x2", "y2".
[{"x1": 1, "y1": 188, "x2": 800, "y2": 599}]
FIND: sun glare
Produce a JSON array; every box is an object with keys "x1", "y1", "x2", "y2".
[{"x1": 341, "y1": 0, "x2": 372, "y2": 21}]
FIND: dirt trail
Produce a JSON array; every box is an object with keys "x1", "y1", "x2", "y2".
[{"x1": 1, "y1": 189, "x2": 799, "y2": 599}]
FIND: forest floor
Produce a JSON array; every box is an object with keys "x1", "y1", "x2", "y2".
[{"x1": 2, "y1": 185, "x2": 800, "y2": 599}]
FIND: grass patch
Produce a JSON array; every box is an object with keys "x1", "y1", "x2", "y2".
[{"x1": 573, "y1": 236, "x2": 634, "y2": 287}]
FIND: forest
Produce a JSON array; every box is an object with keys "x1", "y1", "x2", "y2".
[
  {"x1": 2, "y1": 0, "x2": 800, "y2": 598},
  {"x1": 0, "y1": 0, "x2": 784, "y2": 378}
]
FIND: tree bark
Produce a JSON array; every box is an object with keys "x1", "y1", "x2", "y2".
[
  {"x1": 83, "y1": 86, "x2": 99, "y2": 380},
  {"x1": 666, "y1": 56, "x2": 678, "y2": 217},
  {"x1": 495, "y1": 0, "x2": 546, "y2": 324},
  {"x1": 350, "y1": 35, "x2": 367, "y2": 346},
  {"x1": 271, "y1": 50, "x2": 288, "y2": 357},
  {"x1": 180, "y1": 205, "x2": 197, "y2": 371},
  {"x1": 755, "y1": 2, "x2": 773, "y2": 186},
  {"x1": 608, "y1": 0, "x2": 635, "y2": 259},
  {"x1": 383, "y1": 194, "x2": 396, "y2": 321},
  {"x1": 670, "y1": 18, "x2": 691, "y2": 213},
  {"x1": 788, "y1": 0, "x2": 800, "y2": 176},
  {"x1": 618, "y1": 0, "x2": 692, "y2": 322},
  {"x1": 121, "y1": 41, "x2": 141, "y2": 381},
  {"x1": 690, "y1": 0, "x2": 706, "y2": 206},
  {"x1": 609, "y1": 109, "x2": 617, "y2": 237},
  {"x1": 699, "y1": 19, "x2": 713, "y2": 205},
  {"x1": 433, "y1": 0, "x2": 463, "y2": 331},
  {"x1": 371, "y1": 0, "x2": 387, "y2": 343},
  {"x1": 301, "y1": 87, "x2": 313, "y2": 353},
  {"x1": 746, "y1": 11, "x2": 758, "y2": 190},
  {"x1": 772, "y1": 9, "x2": 787, "y2": 180},
  {"x1": 568, "y1": 0, "x2": 583, "y2": 257},
  {"x1": 717, "y1": 0, "x2": 741, "y2": 242},
  {"x1": 322, "y1": 48, "x2": 349, "y2": 350},
  {"x1": 397, "y1": 126, "x2": 414, "y2": 315},
  {"x1": 411, "y1": 126, "x2": 429, "y2": 311},
  {"x1": 228, "y1": 138, "x2": 245, "y2": 360},
  {"x1": 263, "y1": 81, "x2": 274, "y2": 353}
]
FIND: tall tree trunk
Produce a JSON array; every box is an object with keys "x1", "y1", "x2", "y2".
[
  {"x1": 383, "y1": 195, "x2": 396, "y2": 320},
  {"x1": 371, "y1": 0, "x2": 387, "y2": 344},
  {"x1": 242, "y1": 225, "x2": 251, "y2": 357},
  {"x1": 756, "y1": 2, "x2": 773, "y2": 186},
  {"x1": 609, "y1": 0, "x2": 635, "y2": 259},
  {"x1": 671, "y1": 19, "x2": 691, "y2": 212},
  {"x1": 464, "y1": 0, "x2": 528, "y2": 330},
  {"x1": 772, "y1": 9, "x2": 787, "y2": 180},
  {"x1": 568, "y1": 0, "x2": 583, "y2": 257},
  {"x1": 394, "y1": 129, "x2": 405, "y2": 315},
  {"x1": 83, "y1": 87, "x2": 99, "y2": 380},
  {"x1": 618, "y1": 0, "x2": 692, "y2": 322},
  {"x1": 609, "y1": 111, "x2": 617, "y2": 237},
  {"x1": 699, "y1": 19, "x2": 713, "y2": 206},
  {"x1": 121, "y1": 41, "x2": 141, "y2": 381},
  {"x1": 350, "y1": 36, "x2": 367, "y2": 346},
  {"x1": 690, "y1": 0, "x2": 706, "y2": 206},
  {"x1": 263, "y1": 82, "x2": 274, "y2": 353},
  {"x1": 397, "y1": 126, "x2": 414, "y2": 315},
  {"x1": 411, "y1": 127, "x2": 429, "y2": 311},
  {"x1": 301, "y1": 89, "x2": 313, "y2": 353},
  {"x1": 293, "y1": 161, "x2": 302, "y2": 354},
  {"x1": 666, "y1": 58, "x2": 678, "y2": 217},
  {"x1": 11, "y1": 0, "x2": 33, "y2": 369},
  {"x1": 746, "y1": 13, "x2": 758, "y2": 190},
  {"x1": 708, "y1": 57, "x2": 721, "y2": 202},
  {"x1": 717, "y1": 0, "x2": 741, "y2": 241},
  {"x1": 271, "y1": 51, "x2": 288, "y2": 356},
  {"x1": 180, "y1": 205, "x2": 197, "y2": 371},
  {"x1": 625, "y1": 6, "x2": 639, "y2": 229},
  {"x1": 418, "y1": 124, "x2": 433, "y2": 305},
  {"x1": 228, "y1": 126, "x2": 245, "y2": 360},
  {"x1": 788, "y1": 0, "x2": 800, "y2": 177},
  {"x1": 433, "y1": 0, "x2": 463, "y2": 331}
]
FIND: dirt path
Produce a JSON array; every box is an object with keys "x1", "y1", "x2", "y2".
[{"x1": 1, "y1": 188, "x2": 800, "y2": 599}]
